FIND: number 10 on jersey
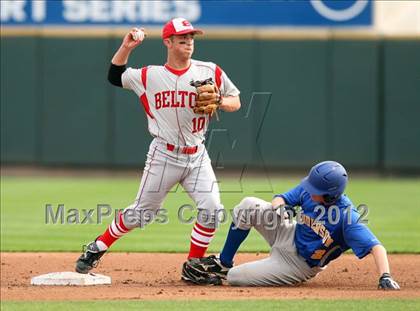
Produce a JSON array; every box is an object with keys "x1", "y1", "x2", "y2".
[{"x1": 192, "y1": 117, "x2": 205, "y2": 133}]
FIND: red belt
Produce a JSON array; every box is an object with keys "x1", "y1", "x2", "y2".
[{"x1": 166, "y1": 143, "x2": 198, "y2": 155}]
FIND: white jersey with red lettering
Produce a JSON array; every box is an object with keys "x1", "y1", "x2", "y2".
[{"x1": 121, "y1": 59, "x2": 240, "y2": 146}]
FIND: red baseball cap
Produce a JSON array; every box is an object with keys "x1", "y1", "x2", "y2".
[{"x1": 162, "y1": 17, "x2": 204, "y2": 39}]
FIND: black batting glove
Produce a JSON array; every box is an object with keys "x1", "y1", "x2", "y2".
[{"x1": 378, "y1": 273, "x2": 400, "y2": 290}]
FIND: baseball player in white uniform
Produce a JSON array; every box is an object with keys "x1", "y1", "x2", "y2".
[{"x1": 76, "y1": 18, "x2": 241, "y2": 278}]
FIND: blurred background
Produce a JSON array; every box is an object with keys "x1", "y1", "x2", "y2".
[{"x1": 1, "y1": 0, "x2": 419, "y2": 173}]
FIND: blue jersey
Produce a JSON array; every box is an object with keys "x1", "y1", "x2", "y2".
[{"x1": 277, "y1": 185, "x2": 380, "y2": 267}]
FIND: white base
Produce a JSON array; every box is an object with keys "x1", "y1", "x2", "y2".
[{"x1": 31, "y1": 272, "x2": 111, "y2": 286}]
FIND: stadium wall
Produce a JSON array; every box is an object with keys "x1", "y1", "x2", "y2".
[{"x1": 1, "y1": 36, "x2": 419, "y2": 171}]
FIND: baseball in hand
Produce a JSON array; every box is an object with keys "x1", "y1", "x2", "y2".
[{"x1": 131, "y1": 28, "x2": 145, "y2": 42}]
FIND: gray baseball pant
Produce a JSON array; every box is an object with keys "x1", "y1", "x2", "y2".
[
  {"x1": 227, "y1": 197, "x2": 324, "y2": 286},
  {"x1": 122, "y1": 138, "x2": 223, "y2": 229}
]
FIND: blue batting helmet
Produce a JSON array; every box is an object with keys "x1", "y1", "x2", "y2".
[{"x1": 300, "y1": 161, "x2": 348, "y2": 200}]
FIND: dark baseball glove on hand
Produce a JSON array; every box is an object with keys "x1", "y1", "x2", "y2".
[
  {"x1": 191, "y1": 78, "x2": 222, "y2": 116},
  {"x1": 181, "y1": 259, "x2": 222, "y2": 286},
  {"x1": 378, "y1": 273, "x2": 400, "y2": 290}
]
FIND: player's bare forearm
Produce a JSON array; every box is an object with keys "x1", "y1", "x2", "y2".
[
  {"x1": 272, "y1": 196, "x2": 286, "y2": 208},
  {"x1": 111, "y1": 45, "x2": 133, "y2": 66},
  {"x1": 371, "y1": 244, "x2": 390, "y2": 275},
  {"x1": 219, "y1": 96, "x2": 241, "y2": 112}
]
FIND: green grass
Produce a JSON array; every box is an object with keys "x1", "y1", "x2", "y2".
[
  {"x1": 1, "y1": 176, "x2": 419, "y2": 252},
  {"x1": 2, "y1": 300, "x2": 420, "y2": 311}
]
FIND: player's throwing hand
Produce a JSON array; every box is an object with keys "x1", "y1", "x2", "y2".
[{"x1": 122, "y1": 27, "x2": 146, "y2": 49}]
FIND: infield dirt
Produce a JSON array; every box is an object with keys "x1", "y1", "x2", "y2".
[{"x1": 1, "y1": 253, "x2": 419, "y2": 300}]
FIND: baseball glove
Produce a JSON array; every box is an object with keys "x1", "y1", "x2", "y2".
[{"x1": 190, "y1": 78, "x2": 222, "y2": 116}]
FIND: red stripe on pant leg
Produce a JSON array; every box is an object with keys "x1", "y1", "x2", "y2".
[
  {"x1": 96, "y1": 147, "x2": 159, "y2": 250},
  {"x1": 108, "y1": 223, "x2": 120, "y2": 238},
  {"x1": 190, "y1": 236, "x2": 209, "y2": 247},
  {"x1": 193, "y1": 226, "x2": 214, "y2": 238},
  {"x1": 132, "y1": 146, "x2": 157, "y2": 212},
  {"x1": 97, "y1": 225, "x2": 119, "y2": 248},
  {"x1": 115, "y1": 222, "x2": 127, "y2": 234},
  {"x1": 195, "y1": 222, "x2": 216, "y2": 234},
  {"x1": 97, "y1": 220, "x2": 131, "y2": 248},
  {"x1": 117, "y1": 212, "x2": 130, "y2": 233},
  {"x1": 188, "y1": 241, "x2": 208, "y2": 259},
  {"x1": 188, "y1": 223, "x2": 215, "y2": 259}
]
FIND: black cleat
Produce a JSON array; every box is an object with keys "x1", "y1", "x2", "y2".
[
  {"x1": 195, "y1": 255, "x2": 231, "y2": 279},
  {"x1": 75, "y1": 241, "x2": 106, "y2": 274},
  {"x1": 181, "y1": 258, "x2": 223, "y2": 286}
]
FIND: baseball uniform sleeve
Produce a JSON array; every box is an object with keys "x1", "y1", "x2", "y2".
[
  {"x1": 275, "y1": 185, "x2": 304, "y2": 207},
  {"x1": 214, "y1": 65, "x2": 240, "y2": 97},
  {"x1": 121, "y1": 67, "x2": 145, "y2": 96},
  {"x1": 343, "y1": 208, "x2": 381, "y2": 259},
  {"x1": 220, "y1": 71, "x2": 240, "y2": 97}
]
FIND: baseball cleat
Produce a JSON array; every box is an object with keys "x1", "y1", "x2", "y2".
[
  {"x1": 195, "y1": 255, "x2": 231, "y2": 279},
  {"x1": 75, "y1": 241, "x2": 106, "y2": 274},
  {"x1": 181, "y1": 259, "x2": 223, "y2": 286}
]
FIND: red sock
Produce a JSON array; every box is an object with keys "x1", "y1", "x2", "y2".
[
  {"x1": 97, "y1": 212, "x2": 131, "y2": 249},
  {"x1": 188, "y1": 222, "x2": 216, "y2": 259}
]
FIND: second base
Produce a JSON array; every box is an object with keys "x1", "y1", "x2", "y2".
[{"x1": 31, "y1": 271, "x2": 111, "y2": 286}]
